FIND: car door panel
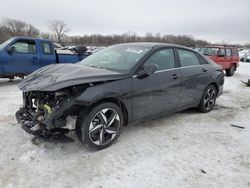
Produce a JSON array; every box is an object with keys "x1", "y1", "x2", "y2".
[
  {"x1": 132, "y1": 69, "x2": 181, "y2": 120},
  {"x1": 8, "y1": 39, "x2": 40, "y2": 74},
  {"x1": 131, "y1": 48, "x2": 181, "y2": 120},
  {"x1": 177, "y1": 48, "x2": 210, "y2": 107},
  {"x1": 179, "y1": 65, "x2": 210, "y2": 106}
]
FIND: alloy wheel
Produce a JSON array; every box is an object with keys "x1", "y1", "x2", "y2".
[
  {"x1": 204, "y1": 88, "x2": 216, "y2": 111},
  {"x1": 88, "y1": 108, "x2": 121, "y2": 146}
]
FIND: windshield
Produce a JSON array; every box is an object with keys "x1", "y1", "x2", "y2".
[
  {"x1": 0, "y1": 38, "x2": 14, "y2": 50},
  {"x1": 78, "y1": 44, "x2": 151, "y2": 73},
  {"x1": 198, "y1": 47, "x2": 219, "y2": 56}
]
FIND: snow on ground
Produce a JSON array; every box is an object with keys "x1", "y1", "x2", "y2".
[{"x1": 0, "y1": 63, "x2": 250, "y2": 188}]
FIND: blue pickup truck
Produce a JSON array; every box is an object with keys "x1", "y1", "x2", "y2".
[{"x1": 0, "y1": 37, "x2": 86, "y2": 79}]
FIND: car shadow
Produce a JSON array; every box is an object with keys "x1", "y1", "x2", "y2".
[{"x1": 0, "y1": 79, "x2": 22, "y2": 86}]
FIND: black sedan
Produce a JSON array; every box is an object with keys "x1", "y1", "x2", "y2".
[{"x1": 16, "y1": 43, "x2": 224, "y2": 149}]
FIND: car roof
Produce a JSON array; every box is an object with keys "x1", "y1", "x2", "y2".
[
  {"x1": 11, "y1": 36, "x2": 51, "y2": 43},
  {"x1": 115, "y1": 42, "x2": 193, "y2": 50},
  {"x1": 200, "y1": 45, "x2": 237, "y2": 49}
]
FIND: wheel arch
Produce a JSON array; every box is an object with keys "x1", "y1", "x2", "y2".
[{"x1": 93, "y1": 97, "x2": 129, "y2": 126}]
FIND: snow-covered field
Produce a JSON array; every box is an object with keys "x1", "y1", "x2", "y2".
[{"x1": 0, "y1": 64, "x2": 250, "y2": 188}]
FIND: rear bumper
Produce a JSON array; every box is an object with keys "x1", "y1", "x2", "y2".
[{"x1": 217, "y1": 85, "x2": 223, "y2": 97}]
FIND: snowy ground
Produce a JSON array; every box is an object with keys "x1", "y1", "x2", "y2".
[{"x1": 0, "y1": 63, "x2": 250, "y2": 188}]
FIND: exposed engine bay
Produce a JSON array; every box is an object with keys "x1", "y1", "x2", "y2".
[{"x1": 16, "y1": 85, "x2": 88, "y2": 141}]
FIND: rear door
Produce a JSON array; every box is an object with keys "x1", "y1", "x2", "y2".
[
  {"x1": 40, "y1": 41, "x2": 56, "y2": 67},
  {"x1": 132, "y1": 48, "x2": 181, "y2": 120},
  {"x1": 177, "y1": 48, "x2": 210, "y2": 107},
  {"x1": 231, "y1": 48, "x2": 239, "y2": 66},
  {"x1": 225, "y1": 48, "x2": 233, "y2": 69},
  {"x1": 8, "y1": 39, "x2": 40, "y2": 74},
  {"x1": 217, "y1": 48, "x2": 227, "y2": 69}
]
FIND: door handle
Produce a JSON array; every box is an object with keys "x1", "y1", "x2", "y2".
[
  {"x1": 202, "y1": 68, "x2": 208, "y2": 72},
  {"x1": 171, "y1": 74, "x2": 179, "y2": 79},
  {"x1": 32, "y1": 56, "x2": 39, "y2": 60}
]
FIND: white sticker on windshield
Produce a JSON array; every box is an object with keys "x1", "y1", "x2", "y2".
[{"x1": 126, "y1": 48, "x2": 144, "y2": 54}]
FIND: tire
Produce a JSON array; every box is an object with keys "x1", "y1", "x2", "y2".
[
  {"x1": 76, "y1": 102, "x2": 124, "y2": 150},
  {"x1": 198, "y1": 84, "x2": 217, "y2": 113},
  {"x1": 225, "y1": 64, "x2": 236, "y2": 76}
]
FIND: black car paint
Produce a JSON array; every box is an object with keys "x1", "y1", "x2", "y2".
[
  {"x1": 17, "y1": 43, "x2": 224, "y2": 128},
  {"x1": 18, "y1": 63, "x2": 129, "y2": 92}
]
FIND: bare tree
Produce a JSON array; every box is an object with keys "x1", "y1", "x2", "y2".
[
  {"x1": 26, "y1": 24, "x2": 39, "y2": 37},
  {"x1": 48, "y1": 20, "x2": 69, "y2": 43},
  {"x1": 1, "y1": 18, "x2": 27, "y2": 36},
  {"x1": 1, "y1": 17, "x2": 39, "y2": 38}
]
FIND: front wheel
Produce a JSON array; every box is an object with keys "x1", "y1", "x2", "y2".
[
  {"x1": 76, "y1": 102, "x2": 124, "y2": 150},
  {"x1": 225, "y1": 64, "x2": 236, "y2": 76},
  {"x1": 198, "y1": 85, "x2": 217, "y2": 113}
]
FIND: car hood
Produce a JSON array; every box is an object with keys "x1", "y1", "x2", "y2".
[{"x1": 18, "y1": 64, "x2": 129, "y2": 92}]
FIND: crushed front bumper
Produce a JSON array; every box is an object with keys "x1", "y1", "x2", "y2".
[{"x1": 16, "y1": 108, "x2": 74, "y2": 141}]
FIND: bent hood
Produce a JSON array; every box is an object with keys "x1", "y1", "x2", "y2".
[{"x1": 18, "y1": 64, "x2": 129, "y2": 92}]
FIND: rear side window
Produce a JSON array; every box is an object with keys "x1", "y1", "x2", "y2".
[
  {"x1": 218, "y1": 49, "x2": 226, "y2": 56},
  {"x1": 226, "y1": 49, "x2": 232, "y2": 57},
  {"x1": 144, "y1": 48, "x2": 175, "y2": 71},
  {"x1": 232, "y1": 49, "x2": 238, "y2": 56},
  {"x1": 177, "y1": 49, "x2": 200, "y2": 67},
  {"x1": 12, "y1": 40, "x2": 36, "y2": 54},
  {"x1": 41, "y1": 42, "x2": 53, "y2": 55}
]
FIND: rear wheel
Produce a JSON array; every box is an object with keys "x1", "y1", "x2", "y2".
[
  {"x1": 76, "y1": 102, "x2": 124, "y2": 150},
  {"x1": 198, "y1": 85, "x2": 217, "y2": 113},
  {"x1": 225, "y1": 64, "x2": 236, "y2": 76}
]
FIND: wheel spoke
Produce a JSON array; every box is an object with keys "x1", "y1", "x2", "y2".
[
  {"x1": 107, "y1": 111, "x2": 118, "y2": 127},
  {"x1": 105, "y1": 128, "x2": 117, "y2": 134},
  {"x1": 89, "y1": 124, "x2": 103, "y2": 133},
  {"x1": 97, "y1": 111, "x2": 108, "y2": 124},
  {"x1": 99, "y1": 128, "x2": 104, "y2": 145},
  {"x1": 210, "y1": 91, "x2": 216, "y2": 99}
]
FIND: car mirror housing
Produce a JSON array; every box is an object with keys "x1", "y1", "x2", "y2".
[
  {"x1": 7, "y1": 45, "x2": 16, "y2": 54},
  {"x1": 136, "y1": 64, "x2": 158, "y2": 78}
]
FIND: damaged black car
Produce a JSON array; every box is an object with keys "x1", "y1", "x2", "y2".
[{"x1": 16, "y1": 43, "x2": 224, "y2": 149}]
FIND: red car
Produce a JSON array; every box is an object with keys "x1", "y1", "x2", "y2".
[{"x1": 197, "y1": 46, "x2": 239, "y2": 76}]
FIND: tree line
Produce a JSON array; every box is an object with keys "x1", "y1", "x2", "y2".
[{"x1": 0, "y1": 17, "x2": 248, "y2": 48}]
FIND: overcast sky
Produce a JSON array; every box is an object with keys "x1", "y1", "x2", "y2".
[{"x1": 1, "y1": 0, "x2": 250, "y2": 44}]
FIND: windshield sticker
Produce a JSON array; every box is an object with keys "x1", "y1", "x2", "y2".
[{"x1": 126, "y1": 48, "x2": 144, "y2": 54}]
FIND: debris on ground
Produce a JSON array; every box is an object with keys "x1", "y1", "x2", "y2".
[
  {"x1": 230, "y1": 124, "x2": 245, "y2": 129},
  {"x1": 201, "y1": 169, "x2": 207, "y2": 174},
  {"x1": 241, "y1": 79, "x2": 250, "y2": 86}
]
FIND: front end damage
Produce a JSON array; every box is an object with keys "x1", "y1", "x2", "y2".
[{"x1": 16, "y1": 85, "x2": 87, "y2": 141}]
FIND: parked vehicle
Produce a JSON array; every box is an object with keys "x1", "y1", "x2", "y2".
[
  {"x1": 16, "y1": 43, "x2": 224, "y2": 150},
  {"x1": 198, "y1": 45, "x2": 239, "y2": 76},
  {"x1": 246, "y1": 56, "x2": 250, "y2": 62},
  {"x1": 239, "y1": 49, "x2": 250, "y2": 62},
  {"x1": 0, "y1": 37, "x2": 88, "y2": 79}
]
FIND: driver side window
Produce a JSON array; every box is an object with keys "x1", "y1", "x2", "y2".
[
  {"x1": 144, "y1": 49, "x2": 175, "y2": 71},
  {"x1": 12, "y1": 40, "x2": 36, "y2": 54}
]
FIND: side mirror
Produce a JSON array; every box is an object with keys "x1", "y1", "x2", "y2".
[
  {"x1": 136, "y1": 64, "x2": 158, "y2": 78},
  {"x1": 7, "y1": 45, "x2": 16, "y2": 54}
]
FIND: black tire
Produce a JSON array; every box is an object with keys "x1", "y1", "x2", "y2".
[
  {"x1": 198, "y1": 84, "x2": 217, "y2": 113},
  {"x1": 225, "y1": 64, "x2": 236, "y2": 76},
  {"x1": 76, "y1": 102, "x2": 124, "y2": 150}
]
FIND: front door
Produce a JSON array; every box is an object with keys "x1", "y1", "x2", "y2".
[
  {"x1": 131, "y1": 48, "x2": 181, "y2": 120},
  {"x1": 8, "y1": 39, "x2": 40, "y2": 75}
]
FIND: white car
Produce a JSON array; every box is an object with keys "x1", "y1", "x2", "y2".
[
  {"x1": 239, "y1": 49, "x2": 250, "y2": 62},
  {"x1": 246, "y1": 55, "x2": 250, "y2": 62}
]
